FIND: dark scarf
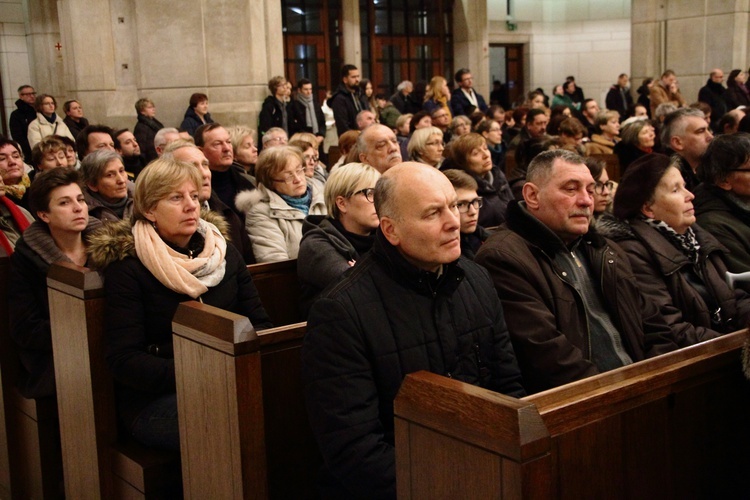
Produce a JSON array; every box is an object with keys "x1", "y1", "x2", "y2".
[
  {"x1": 279, "y1": 186, "x2": 312, "y2": 216},
  {"x1": 330, "y1": 218, "x2": 375, "y2": 256},
  {"x1": 43, "y1": 113, "x2": 56, "y2": 124},
  {"x1": 88, "y1": 190, "x2": 129, "y2": 219},
  {"x1": 642, "y1": 217, "x2": 700, "y2": 264}
]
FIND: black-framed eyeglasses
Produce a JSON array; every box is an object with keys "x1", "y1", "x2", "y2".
[
  {"x1": 456, "y1": 197, "x2": 483, "y2": 213},
  {"x1": 595, "y1": 180, "x2": 614, "y2": 193},
  {"x1": 272, "y1": 167, "x2": 305, "y2": 184},
  {"x1": 303, "y1": 154, "x2": 319, "y2": 163},
  {"x1": 350, "y1": 188, "x2": 375, "y2": 203}
]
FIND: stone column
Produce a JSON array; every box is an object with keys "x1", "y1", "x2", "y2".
[
  {"x1": 632, "y1": 0, "x2": 750, "y2": 106},
  {"x1": 341, "y1": 0, "x2": 362, "y2": 69},
  {"x1": 54, "y1": 0, "x2": 285, "y2": 131},
  {"x1": 453, "y1": 0, "x2": 490, "y2": 99}
]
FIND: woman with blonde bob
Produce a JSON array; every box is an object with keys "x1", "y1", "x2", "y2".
[
  {"x1": 423, "y1": 76, "x2": 452, "y2": 118},
  {"x1": 235, "y1": 145, "x2": 326, "y2": 263},
  {"x1": 298, "y1": 162, "x2": 380, "y2": 312},
  {"x1": 407, "y1": 126, "x2": 445, "y2": 167},
  {"x1": 87, "y1": 157, "x2": 272, "y2": 451}
]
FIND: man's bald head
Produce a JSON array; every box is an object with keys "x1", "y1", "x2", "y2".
[{"x1": 375, "y1": 162, "x2": 440, "y2": 219}]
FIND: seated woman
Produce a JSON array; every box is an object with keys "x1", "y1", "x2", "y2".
[
  {"x1": 56, "y1": 135, "x2": 81, "y2": 169},
  {"x1": 584, "y1": 157, "x2": 614, "y2": 219},
  {"x1": 289, "y1": 136, "x2": 327, "y2": 187},
  {"x1": 87, "y1": 158, "x2": 272, "y2": 451},
  {"x1": 440, "y1": 133, "x2": 513, "y2": 227},
  {"x1": 227, "y1": 125, "x2": 258, "y2": 178},
  {"x1": 407, "y1": 127, "x2": 445, "y2": 168},
  {"x1": 30, "y1": 136, "x2": 68, "y2": 180},
  {"x1": 0, "y1": 138, "x2": 32, "y2": 210},
  {"x1": 613, "y1": 118, "x2": 655, "y2": 173},
  {"x1": 598, "y1": 154, "x2": 750, "y2": 348},
  {"x1": 447, "y1": 115, "x2": 471, "y2": 143},
  {"x1": 0, "y1": 174, "x2": 34, "y2": 254},
  {"x1": 180, "y1": 93, "x2": 214, "y2": 138},
  {"x1": 298, "y1": 162, "x2": 380, "y2": 312},
  {"x1": 329, "y1": 130, "x2": 360, "y2": 172},
  {"x1": 443, "y1": 169, "x2": 488, "y2": 260},
  {"x1": 236, "y1": 145, "x2": 326, "y2": 263},
  {"x1": 10, "y1": 168, "x2": 101, "y2": 399},
  {"x1": 27, "y1": 94, "x2": 75, "y2": 150},
  {"x1": 557, "y1": 117, "x2": 587, "y2": 156},
  {"x1": 80, "y1": 149, "x2": 134, "y2": 223},
  {"x1": 476, "y1": 119, "x2": 505, "y2": 168},
  {"x1": 586, "y1": 110, "x2": 621, "y2": 155}
]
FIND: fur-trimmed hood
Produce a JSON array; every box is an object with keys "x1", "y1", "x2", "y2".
[
  {"x1": 86, "y1": 209, "x2": 230, "y2": 270},
  {"x1": 234, "y1": 186, "x2": 266, "y2": 215},
  {"x1": 594, "y1": 213, "x2": 636, "y2": 242}
]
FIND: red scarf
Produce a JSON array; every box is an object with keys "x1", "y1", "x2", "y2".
[{"x1": 0, "y1": 195, "x2": 31, "y2": 255}]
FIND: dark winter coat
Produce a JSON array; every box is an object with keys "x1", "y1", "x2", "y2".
[
  {"x1": 133, "y1": 114, "x2": 165, "y2": 163},
  {"x1": 9, "y1": 99, "x2": 36, "y2": 159},
  {"x1": 328, "y1": 84, "x2": 369, "y2": 137},
  {"x1": 475, "y1": 201, "x2": 679, "y2": 393},
  {"x1": 302, "y1": 230, "x2": 525, "y2": 499},
  {"x1": 9, "y1": 218, "x2": 102, "y2": 399},
  {"x1": 258, "y1": 96, "x2": 288, "y2": 141},
  {"x1": 63, "y1": 116, "x2": 89, "y2": 140},
  {"x1": 440, "y1": 161, "x2": 513, "y2": 227},
  {"x1": 288, "y1": 98, "x2": 326, "y2": 138},
  {"x1": 724, "y1": 84, "x2": 750, "y2": 110},
  {"x1": 605, "y1": 84, "x2": 634, "y2": 119},
  {"x1": 180, "y1": 107, "x2": 213, "y2": 138},
  {"x1": 597, "y1": 216, "x2": 750, "y2": 346},
  {"x1": 450, "y1": 88, "x2": 488, "y2": 117},
  {"x1": 86, "y1": 215, "x2": 272, "y2": 430},
  {"x1": 693, "y1": 183, "x2": 750, "y2": 280},
  {"x1": 698, "y1": 79, "x2": 728, "y2": 130}
]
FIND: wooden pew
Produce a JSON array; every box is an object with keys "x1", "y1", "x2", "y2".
[
  {"x1": 589, "y1": 152, "x2": 621, "y2": 182},
  {"x1": 173, "y1": 302, "x2": 320, "y2": 498},
  {"x1": 46, "y1": 263, "x2": 180, "y2": 499},
  {"x1": 247, "y1": 259, "x2": 302, "y2": 326},
  {"x1": 394, "y1": 330, "x2": 750, "y2": 498},
  {"x1": 0, "y1": 252, "x2": 64, "y2": 499}
]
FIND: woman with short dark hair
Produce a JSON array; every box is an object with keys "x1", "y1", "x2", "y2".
[
  {"x1": 87, "y1": 158, "x2": 272, "y2": 450},
  {"x1": 598, "y1": 153, "x2": 750, "y2": 347},
  {"x1": 10, "y1": 168, "x2": 101, "y2": 398},
  {"x1": 180, "y1": 92, "x2": 214, "y2": 137}
]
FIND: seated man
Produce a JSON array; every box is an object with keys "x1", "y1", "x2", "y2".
[
  {"x1": 695, "y1": 133, "x2": 750, "y2": 283},
  {"x1": 114, "y1": 128, "x2": 146, "y2": 179},
  {"x1": 475, "y1": 149, "x2": 678, "y2": 393},
  {"x1": 302, "y1": 162, "x2": 525, "y2": 499}
]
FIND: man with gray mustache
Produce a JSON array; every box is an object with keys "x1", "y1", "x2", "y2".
[{"x1": 476, "y1": 150, "x2": 678, "y2": 393}]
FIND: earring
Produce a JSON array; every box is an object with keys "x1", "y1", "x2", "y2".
[{"x1": 152, "y1": 220, "x2": 158, "y2": 230}]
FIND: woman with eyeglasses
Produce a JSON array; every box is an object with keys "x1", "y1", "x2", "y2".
[
  {"x1": 407, "y1": 127, "x2": 445, "y2": 168},
  {"x1": 441, "y1": 133, "x2": 514, "y2": 227},
  {"x1": 27, "y1": 94, "x2": 75, "y2": 150},
  {"x1": 443, "y1": 169, "x2": 488, "y2": 260},
  {"x1": 297, "y1": 162, "x2": 380, "y2": 313},
  {"x1": 289, "y1": 134, "x2": 328, "y2": 187},
  {"x1": 584, "y1": 157, "x2": 616, "y2": 219},
  {"x1": 236, "y1": 145, "x2": 326, "y2": 263},
  {"x1": 597, "y1": 154, "x2": 750, "y2": 347}
]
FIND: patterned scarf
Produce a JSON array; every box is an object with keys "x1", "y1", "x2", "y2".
[
  {"x1": 3, "y1": 174, "x2": 31, "y2": 201},
  {"x1": 642, "y1": 216, "x2": 700, "y2": 264},
  {"x1": 133, "y1": 218, "x2": 227, "y2": 299}
]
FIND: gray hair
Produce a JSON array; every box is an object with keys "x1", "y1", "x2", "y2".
[
  {"x1": 526, "y1": 149, "x2": 585, "y2": 186},
  {"x1": 407, "y1": 127, "x2": 443, "y2": 162},
  {"x1": 154, "y1": 127, "x2": 179, "y2": 151},
  {"x1": 397, "y1": 80, "x2": 413, "y2": 92},
  {"x1": 373, "y1": 172, "x2": 399, "y2": 220},
  {"x1": 80, "y1": 149, "x2": 123, "y2": 187},
  {"x1": 660, "y1": 107, "x2": 705, "y2": 147}
]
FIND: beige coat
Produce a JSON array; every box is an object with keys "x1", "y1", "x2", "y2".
[
  {"x1": 235, "y1": 182, "x2": 326, "y2": 263},
  {"x1": 27, "y1": 112, "x2": 75, "y2": 150},
  {"x1": 585, "y1": 134, "x2": 617, "y2": 155}
]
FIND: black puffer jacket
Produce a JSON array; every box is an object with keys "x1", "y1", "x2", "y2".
[
  {"x1": 597, "y1": 215, "x2": 750, "y2": 346},
  {"x1": 86, "y1": 215, "x2": 272, "y2": 430},
  {"x1": 440, "y1": 161, "x2": 514, "y2": 227},
  {"x1": 328, "y1": 83, "x2": 369, "y2": 137},
  {"x1": 302, "y1": 230, "x2": 525, "y2": 499}
]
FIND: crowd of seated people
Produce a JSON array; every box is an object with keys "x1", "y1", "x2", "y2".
[{"x1": 4, "y1": 62, "x2": 750, "y2": 498}]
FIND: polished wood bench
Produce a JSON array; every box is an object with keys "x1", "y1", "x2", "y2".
[
  {"x1": 173, "y1": 302, "x2": 320, "y2": 498},
  {"x1": 395, "y1": 329, "x2": 750, "y2": 498},
  {"x1": 0, "y1": 252, "x2": 63, "y2": 499},
  {"x1": 247, "y1": 259, "x2": 302, "y2": 326},
  {"x1": 47, "y1": 263, "x2": 179, "y2": 499},
  {"x1": 588, "y1": 152, "x2": 621, "y2": 182}
]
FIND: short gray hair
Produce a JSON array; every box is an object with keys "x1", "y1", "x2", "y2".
[
  {"x1": 526, "y1": 149, "x2": 585, "y2": 186},
  {"x1": 660, "y1": 107, "x2": 705, "y2": 147},
  {"x1": 154, "y1": 127, "x2": 179, "y2": 150},
  {"x1": 80, "y1": 149, "x2": 123, "y2": 187}
]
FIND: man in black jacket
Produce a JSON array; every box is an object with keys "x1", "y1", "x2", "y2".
[
  {"x1": 302, "y1": 162, "x2": 525, "y2": 500},
  {"x1": 328, "y1": 64, "x2": 369, "y2": 137},
  {"x1": 9, "y1": 85, "x2": 37, "y2": 159}
]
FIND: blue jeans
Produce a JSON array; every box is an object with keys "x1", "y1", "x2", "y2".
[{"x1": 130, "y1": 393, "x2": 180, "y2": 452}]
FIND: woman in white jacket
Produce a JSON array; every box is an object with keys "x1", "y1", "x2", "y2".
[
  {"x1": 27, "y1": 94, "x2": 74, "y2": 149},
  {"x1": 235, "y1": 145, "x2": 325, "y2": 263}
]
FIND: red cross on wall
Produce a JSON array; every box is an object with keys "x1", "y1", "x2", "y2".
[{"x1": 55, "y1": 43, "x2": 62, "y2": 51}]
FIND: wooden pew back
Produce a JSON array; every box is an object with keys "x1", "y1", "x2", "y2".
[
  {"x1": 0, "y1": 252, "x2": 63, "y2": 499},
  {"x1": 248, "y1": 259, "x2": 302, "y2": 326},
  {"x1": 173, "y1": 303, "x2": 320, "y2": 498},
  {"x1": 395, "y1": 330, "x2": 750, "y2": 498},
  {"x1": 47, "y1": 263, "x2": 179, "y2": 499},
  {"x1": 589, "y1": 152, "x2": 621, "y2": 182}
]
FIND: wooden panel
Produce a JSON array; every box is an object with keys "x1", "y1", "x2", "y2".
[
  {"x1": 248, "y1": 259, "x2": 302, "y2": 326},
  {"x1": 589, "y1": 153, "x2": 620, "y2": 182}
]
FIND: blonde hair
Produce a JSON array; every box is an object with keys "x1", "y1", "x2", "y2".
[
  {"x1": 132, "y1": 158, "x2": 203, "y2": 223},
  {"x1": 324, "y1": 162, "x2": 380, "y2": 218},
  {"x1": 226, "y1": 125, "x2": 256, "y2": 155}
]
